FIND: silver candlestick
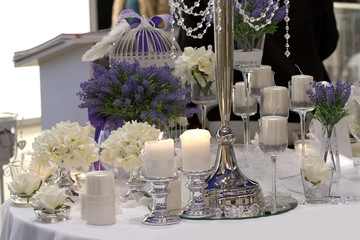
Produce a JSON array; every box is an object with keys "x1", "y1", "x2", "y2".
[{"x1": 204, "y1": 0, "x2": 264, "y2": 218}]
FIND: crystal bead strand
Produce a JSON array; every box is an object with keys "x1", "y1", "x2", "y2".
[{"x1": 284, "y1": 0, "x2": 290, "y2": 57}]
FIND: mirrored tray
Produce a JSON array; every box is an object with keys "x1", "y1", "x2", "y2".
[{"x1": 178, "y1": 194, "x2": 298, "y2": 220}]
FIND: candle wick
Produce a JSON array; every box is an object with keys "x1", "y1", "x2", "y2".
[
  {"x1": 273, "y1": 105, "x2": 280, "y2": 116},
  {"x1": 295, "y1": 64, "x2": 303, "y2": 75},
  {"x1": 157, "y1": 132, "x2": 164, "y2": 141}
]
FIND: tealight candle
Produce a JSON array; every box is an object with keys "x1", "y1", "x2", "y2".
[
  {"x1": 261, "y1": 86, "x2": 289, "y2": 117},
  {"x1": 260, "y1": 116, "x2": 288, "y2": 145},
  {"x1": 142, "y1": 138, "x2": 175, "y2": 178},
  {"x1": 290, "y1": 75, "x2": 313, "y2": 102},
  {"x1": 234, "y1": 82, "x2": 257, "y2": 107},
  {"x1": 180, "y1": 129, "x2": 211, "y2": 171},
  {"x1": 249, "y1": 65, "x2": 273, "y2": 89}
]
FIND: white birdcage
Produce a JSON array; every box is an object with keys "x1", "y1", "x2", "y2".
[{"x1": 109, "y1": 17, "x2": 181, "y2": 68}]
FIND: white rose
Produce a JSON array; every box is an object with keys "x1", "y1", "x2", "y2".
[
  {"x1": 7, "y1": 172, "x2": 42, "y2": 195},
  {"x1": 30, "y1": 185, "x2": 70, "y2": 211},
  {"x1": 302, "y1": 155, "x2": 332, "y2": 185}
]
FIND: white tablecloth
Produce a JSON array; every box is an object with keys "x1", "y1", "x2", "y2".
[{"x1": 1, "y1": 147, "x2": 360, "y2": 240}]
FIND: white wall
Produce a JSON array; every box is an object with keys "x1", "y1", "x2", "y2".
[{"x1": 0, "y1": 0, "x2": 91, "y2": 121}]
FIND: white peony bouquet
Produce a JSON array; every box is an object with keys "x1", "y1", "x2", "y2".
[
  {"x1": 174, "y1": 45, "x2": 216, "y2": 97},
  {"x1": 100, "y1": 120, "x2": 160, "y2": 172},
  {"x1": 31, "y1": 121, "x2": 99, "y2": 170},
  {"x1": 31, "y1": 185, "x2": 73, "y2": 212},
  {"x1": 7, "y1": 172, "x2": 43, "y2": 196}
]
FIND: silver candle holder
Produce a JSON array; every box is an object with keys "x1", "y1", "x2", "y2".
[
  {"x1": 179, "y1": 168, "x2": 215, "y2": 218},
  {"x1": 140, "y1": 175, "x2": 180, "y2": 225}
]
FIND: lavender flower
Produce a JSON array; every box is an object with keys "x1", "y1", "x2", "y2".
[
  {"x1": 234, "y1": 0, "x2": 288, "y2": 51},
  {"x1": 306, "y1": 79, "x2": 352, "y2": 126},
  {"x1": 77, "y1": 59, "x2": 197, "y2": 125}
]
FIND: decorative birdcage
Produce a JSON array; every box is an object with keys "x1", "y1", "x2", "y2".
[{"x1": 109, "y1": 17, "x2": 181, "y2": 68}]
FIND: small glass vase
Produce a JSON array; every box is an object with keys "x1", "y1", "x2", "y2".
[
  {"x1": 190, "y1": 73, "x2": 217, "y2": 129},
  {"x1": 10, "y1": 193, "x2": 34, "y2": 206},
  {"x1": 301, "y1": 168, "x2": 334, "y2": 204},
  {"x1": 55, "y1": 167, "x2": 76, "y2": 196},
  {"x1": 34, "y1": 205, "x2": 71, "y2": 223},
  {"x1": 122, "y1": 168, "x2": 150, "y2": 201},
  {"x1": 321, "y1": 125, "x2": 340, "y2": 186}
]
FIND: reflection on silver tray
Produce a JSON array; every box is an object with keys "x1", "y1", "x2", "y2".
[{"x1": 179, "y1": 195, "x2": 298, "y2": 220}]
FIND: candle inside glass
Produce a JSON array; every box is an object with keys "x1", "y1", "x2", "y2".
[
  {"x1": 290, "y1": 75, "x2": 313, "y2": 102},
  {"x1": 142, "y1": 138, "x2": 175, "y2": 178},
  {"x1": 260, "y1": 116, "x2": 288, "y2": 145},
  {"x1": 261, "y1": 86, "x2": 289, "y2": 117},
  {"x1": 180, "y1": 129, "x2": 211, "y2": 171},
  {"x1": 249, "y1": 65, "x2": 274, "y2": 93},
  {"x1": 234, "y1": 82, "x2": 257, "y2": 107}
]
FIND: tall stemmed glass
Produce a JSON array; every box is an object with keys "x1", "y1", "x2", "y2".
[
  {"x1": 288, "y1": 75, "x2": 314, "y2": 160},
  {"x1": 259, "y1": 116, "x2": 289, "y2": 213},
  {"x1": 232, "y1": 82, "x2": 258, "y2": 149},
  {"x1": 233, "y1": 34, "x2": 266, "y2": 147}
]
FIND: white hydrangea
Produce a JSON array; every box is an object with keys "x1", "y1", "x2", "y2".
[
  {"x1": 174, "y1": 45, "x2": 216, "y2": 87},
  {"x1": 31, "y1": 121, "x2": 99, "y2": 170},
  {"x1": 100, "y1": 121, "x2": 160, "y2": 172}
]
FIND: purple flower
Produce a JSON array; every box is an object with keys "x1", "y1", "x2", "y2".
[
  {"x1": 77, "y1": 59, "x2": 197, "y2": 125},
  {"x1": 306, "y1": 79, "x2": 352, "y2": 126}
]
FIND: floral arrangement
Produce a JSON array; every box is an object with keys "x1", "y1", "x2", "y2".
[
  {"x1": 7, "y1": 172, "x2": 43, "y2": 197},
  {"x1": 234, "y1": 0, "x2": 287, "y2": 51},
  {"x1": 302, "y1": 155, "x2": 332, "y2": 186},
  {"x1": 31, "y1": 121, "x2": 99, "y2": 170},
  {"x1": 77, "y1": 59, "x2": 198, "y2": 126},
  {"x1": 306, "y1": 79, "x2": 352, "y2": 127},
  {"x1": 31, "y1": 185, "x2": 73, "y2": 212},
  {"x1": 174, "y1": 45, "x2": 216, "y2": 97},
  {"x1": 99, "y1": 121, "x2": 160, "y2": 172}
]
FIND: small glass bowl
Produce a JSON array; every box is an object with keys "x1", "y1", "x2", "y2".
[
  {"x1": 34, "y1": 205, "x2": 71, "y2": 223},
  {"x1": 10, "y1": 193, "x2": 34, "y2": 207}
]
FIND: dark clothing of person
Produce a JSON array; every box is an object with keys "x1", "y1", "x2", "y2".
[{"x1": 178, "y1": 0, "x2": 339, "y2": 123}]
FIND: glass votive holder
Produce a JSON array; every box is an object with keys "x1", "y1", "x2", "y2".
[
  {"x1": 10, "y1": 193, "x2": 34, "y2": 206},
  {"x1": 34, "y1": 205, "x2": 71, "y2": 223},
  {"x1": 300, "y1": 167, "x2": 334, "y2": 204}
]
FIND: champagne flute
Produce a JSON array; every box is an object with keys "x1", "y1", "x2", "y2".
[
  {"x1": 259, "y1": 116, "x2": 289, "y2": 213},
  {"x1": 288, "y1": 76, "x2": 314, "y2": 159}
]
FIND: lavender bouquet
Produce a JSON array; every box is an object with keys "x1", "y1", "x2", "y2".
[
  {"x1": 306, "y1": 80, "x2": 352, "y2": 127},
  {"x1": 77, "y1": 59, "x2": 197, "y2": 126},
  {"x1": 234, "y1": 0, "x2": 287, "y2": 51}
]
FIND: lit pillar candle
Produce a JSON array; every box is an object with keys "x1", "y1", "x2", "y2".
[
  {"x1": 142, "y1": 139, "x2": 175, "y2": 178},
  {"x1": 234, "y1": 82, "x2": 257, "y2": 107},
  {"x1": 260, "y1": 116, "x2": 288, "y2": 145},
  {"x1": 290, "y1": 75, "x2": 313, "y2": 102},
  {"x1": 180, "y1": 129, "x2": 211, "y2": 171},
  {"x1": 260, "y1": 86, "x2": 289, "y2": 117}
]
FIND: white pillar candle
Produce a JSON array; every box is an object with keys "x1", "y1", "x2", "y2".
[
  {"x1": 234, "y1": 82, "x2": 257, "y2": 107},
  {"x1": 261, "y1": 86, "x2": 289, "y2": 117},
  {"x1": 260, "y1": 116, "x2": 288, "y2": 145},
  {"x1": 290, "y1": 75, "x2": 313, "y2": 102},
  {"x1": 142, "y1": 139, "x2": 175, "y2": 178},
  {"x1": 249, "y1": 65, "x2": 274, "y2": 89},
  {"x1": 86, "y1": 171, "x2": 115, "y2": 196},
  {"x1": 180, "y1": 129, "x2": 211, "y2": 171}
]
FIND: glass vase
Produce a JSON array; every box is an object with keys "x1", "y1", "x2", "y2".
[
  {"x1": 123, "y1": 168, "x2": 151, "y2": 201},
  {"x1": 55, "y1": 167, "x2": 76, "y2": 196},
  {"x1": 321, "y1": 125, "x2": 340, "y2": 186},
  {"x1": 190, "y1": 73, "x2": 217, "y2": 129}
]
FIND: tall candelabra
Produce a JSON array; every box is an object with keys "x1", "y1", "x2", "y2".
[{"x1": 203, "y1": 0, "x2": 264, "y2": 218}]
